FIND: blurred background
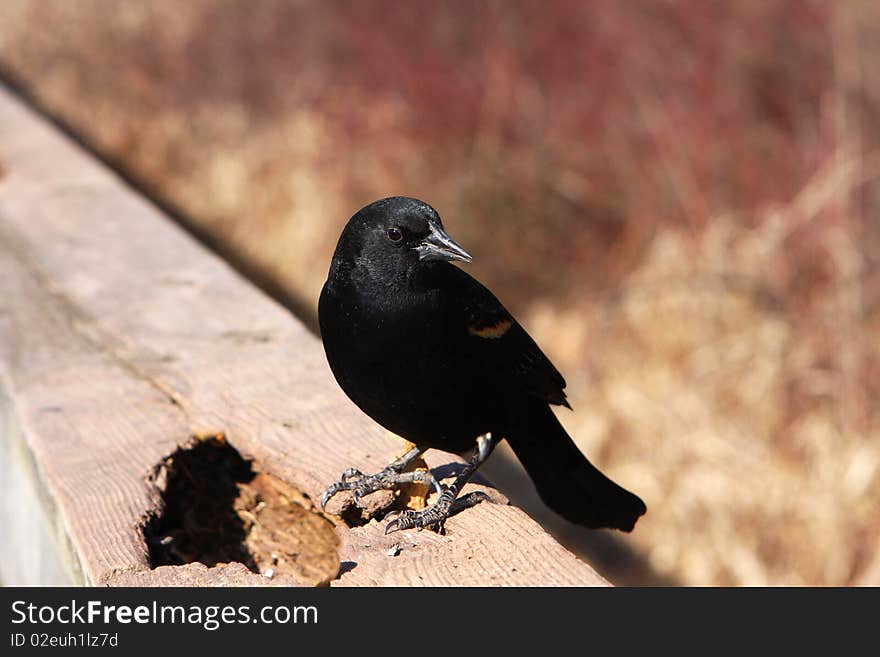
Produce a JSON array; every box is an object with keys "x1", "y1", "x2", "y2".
[{"x1": 1, "y1": 0, "x2": 877, "y2": 586}]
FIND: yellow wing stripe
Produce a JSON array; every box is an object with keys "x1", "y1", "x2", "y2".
[{"x1": 467, "y1": 318, "x2": 512, "y2": 339}]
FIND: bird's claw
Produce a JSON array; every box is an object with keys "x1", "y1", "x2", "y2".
[
  {"x1": 383, "y1": 490, "x2": 490, "y2": 534},
  {"x1": 457, "y1": 490, "x2": 492, "y2": 508},
  {"x1": 320, "y1": 477, "x2": 369, "y2": 510},
  {"x1": 321, "y1": 483, "x2": 341, "y2": 511},
  {"x1": 341, "y1": 468, "x2": 363, "y2": 482},
  {"x1": 320, "y1": 465, "x2": 409, "y2": 511},
  {"x1": 383, "y1": 506, "x2": 447, "y2": 534}
]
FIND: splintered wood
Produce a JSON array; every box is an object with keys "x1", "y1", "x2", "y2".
[
  {"x1": 0, "y1": 85, "x2": 608, "y2": 586},
  {"x1": 394, "y1": 438, "x2": 431, "y2": 511},
  {"x1": 145, "y1": 435, "x2": 340, "y2": 586}
]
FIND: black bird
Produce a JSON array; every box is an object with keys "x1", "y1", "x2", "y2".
[{"x1": 319, "y1": 196, "x2": 646, "y2": 533}]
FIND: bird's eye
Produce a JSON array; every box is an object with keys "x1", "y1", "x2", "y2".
[{"x1": 387, "y1": 227, "x2": 403, "y2": 243}]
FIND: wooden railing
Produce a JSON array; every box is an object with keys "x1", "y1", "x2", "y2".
[{"x1": 0, "y1": 85, "x2": 608, "y2": 586}]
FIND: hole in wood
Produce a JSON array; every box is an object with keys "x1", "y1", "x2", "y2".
[{"x1": 144, "y1": 435, "x2": 340, "y2": 585}]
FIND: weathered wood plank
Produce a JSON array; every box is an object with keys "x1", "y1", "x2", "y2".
[
  {"x1": 0, "y1": 384, "x2": 74, "y2": 585},
  {"x1": 0, "y1": 85, "x2": 608, "y2": 586}
]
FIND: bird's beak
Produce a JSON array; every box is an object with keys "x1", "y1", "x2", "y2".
[{"x1": 415, "y1": 222, "x2": 473, "y2": 263}]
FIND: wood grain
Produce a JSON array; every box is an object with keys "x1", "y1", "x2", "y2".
[{"x1": 0, "y1": 85, "x2": 608, "y2": 586}]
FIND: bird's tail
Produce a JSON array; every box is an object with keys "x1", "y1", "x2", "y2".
[{"x1": 506, "y1": 400, "x2": 646, "y2": 532}]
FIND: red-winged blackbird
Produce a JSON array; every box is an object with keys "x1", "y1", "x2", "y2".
[{"x1": 319, "y1": 196, "x2": 646, "y2": 533}]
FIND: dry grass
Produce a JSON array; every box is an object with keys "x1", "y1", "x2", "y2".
[
  {"x1": 1, "y1": 0, "x2": 878, "y2": 585},
  {"x1": 534, "y1": 214, "x2": 880, "y2": 585}
]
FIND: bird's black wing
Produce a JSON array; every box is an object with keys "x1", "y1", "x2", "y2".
[{"x1": 443, "y1": 266, "x2": 570, "y2": 408}]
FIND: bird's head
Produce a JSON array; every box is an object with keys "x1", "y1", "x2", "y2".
[{"x1": 331, "y1": 197, "x2": 471, "y2": 283}]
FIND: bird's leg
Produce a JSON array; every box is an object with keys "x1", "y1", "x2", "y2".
[
  {"x1": 320, "y1": 446, "x2": 442, "y2": 510},
  {"x1": 384, "y1": 433, "x2": 496, "y2": 534}
]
